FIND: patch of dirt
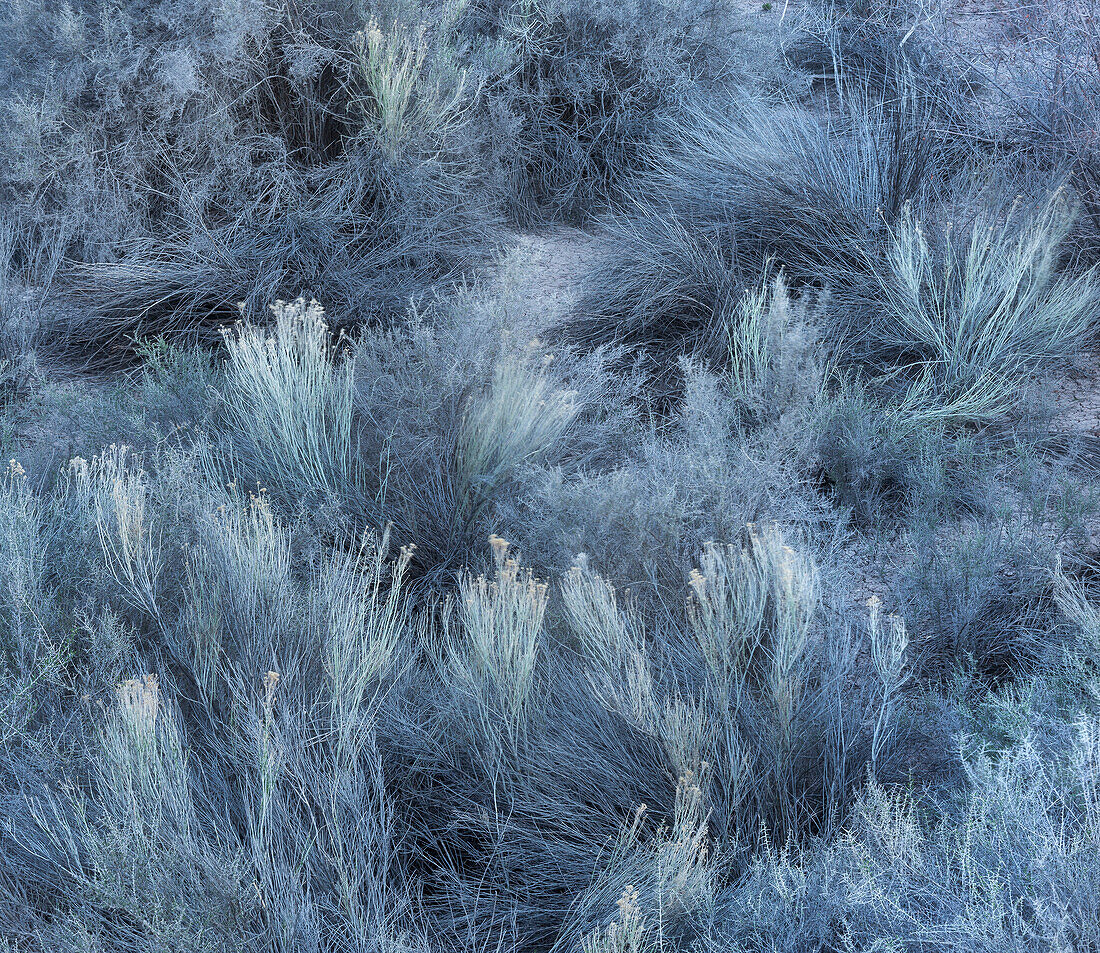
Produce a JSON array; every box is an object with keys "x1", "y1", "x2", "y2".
[{"x1": 1052, "y1": 352, "x2": 1100, "y2": 437}]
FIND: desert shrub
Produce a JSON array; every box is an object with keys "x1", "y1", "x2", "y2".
[
  {"x1": 7, "y1": 1, "x2": 1100, "y2": 950},
  {"x1": 897, "y1": 454, "x2": 1092, "y2": 681},
  {"x1": 0, "y1": 461, "x2": 66, "y2": 743},
  {"x1": 790, "y1": 0, "x2": 983, "y2": 132},
  {"x1": 563, "y1": 237, "x2": 824, "y2": 409},
  {"x1": 464, "y1": 0, "x2": 733, "y2": 219},
  {"x1": 570, "y1": 81, "x2": 1096, "y2": 444},
  {"x1": 132, "y1": 336, "x2": 221, "y2": 439},
  {"x1": 222, "y1": 298, "x2": 358, "y2": 505},
  {"x1": 661, "y1": 529, "x2": 911, "y2": 843},
  {"x1": 0, "y1": 434, "x2": 1000, "y2": 953},
  {"x1": 0, "y1": 476, "x2": 909, "y2": 950},
  {"x1": 724, "y1": 275, "x2": 826, "y2": 428},
  {"x1": 0, "y1": 0, "x2": 499, "y2": 365},
  {"x1": 218, "y1": 294, "x2": 562, "y2": 582},
  {"x1": 389, "y1": 531, "x2": 911, "y2": 949},
  {"x1": 213, "y1": 285, "x2": 652, "y2": 588},
  {"x1": 803, "y1": 189, "x2": 1098, "y2": 526},
  {"x1": 1, "y1": 353, "x2": 221, "y2": 488},
  {"x1": 812, "y1": 380, "x2": 1003, "y2": 526},
  {"x1": 346, "y1": 291, "x2": 644, "y2": 588},
  {"x1": 708, "y1": 700, "x2": 1100, "y2": 951},
  {"x1": 900, "y1": 516, "x2": 1058, "y2": 681},
  {"x1": 561, "y1": 774, "x2": 715, "y2": 953},
  {"x1": 0, "y1": 0, "x2": 745, "y2": 365},
  {"x1": 502, "y1": 335, "x2": 829, "y2": 600}
]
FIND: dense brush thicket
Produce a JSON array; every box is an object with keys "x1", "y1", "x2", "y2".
[
  {"x1": 3, "y1": 0, "x2": 1100, "y2": 951},
  {"x1": 0, "y1": 0, "x2": 733, "y2": 365}
]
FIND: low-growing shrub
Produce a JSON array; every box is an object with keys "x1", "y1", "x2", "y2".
[
  {"x1": 812, "y1": 381, "x2": 997, "y2": 526},
  {"x1": 708, "y1": 694, "x2": 1100, "y2": 950},
  {"x1": 900, "y1": 516, "x2": 1058, "y2": 681},
  {"x1": 501, "y1": 340, "x2": 828, "y2": 599},
  {"x1": 470, "y1": 0, "x2": 733, "y2": 219}
]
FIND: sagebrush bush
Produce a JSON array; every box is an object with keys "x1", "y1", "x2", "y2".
[
  {"x1": 709, "y1": 707, "x2": 1100, "y2": 950},
  {"x1": 901, "y1": 515, "x2": 1058, "y2": 681},
  {"x1": 223, "y1": 298, "x2": 357, "y2": 504},
  {"x1": 501, "y1": 347, "x2": 829, "y2": 600},
  {"x1": 811, "y1": 379, "x2": 1001, "y2": 526}
]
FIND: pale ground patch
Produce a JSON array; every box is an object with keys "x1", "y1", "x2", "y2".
[{"x1": 487, "y1": 226, "x2": 605, "y2": 336}]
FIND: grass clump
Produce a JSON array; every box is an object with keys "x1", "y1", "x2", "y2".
[
  {"x1": 566, "y1": 86, "x2": 936, "y2": 369},
  {"x1": 222, "y1": 298, "x2": 356, "y2": 503},
  {"x1": 870, "y1": 193, "x2": 1100, "y2": 424}
]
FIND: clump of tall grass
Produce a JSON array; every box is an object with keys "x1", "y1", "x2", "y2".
[
  {"x1": 561, "y1": 526, "x2": 913, "y2": 849},
  {"x1": 222, "y1": 298, "x2": 356, "y2": 504},
  {"x1": 457, "y1": 355, "x2": 580, "y2": 515},
  {"x1": 567, "y1": 85, "x2": 935, "y2": 365},
  {"x1": 870, "y1": 193, "x2": 1100, "y2": 424},
  {"x1": 562, "y1": 210, "x2": 745, "y2": 371}
]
